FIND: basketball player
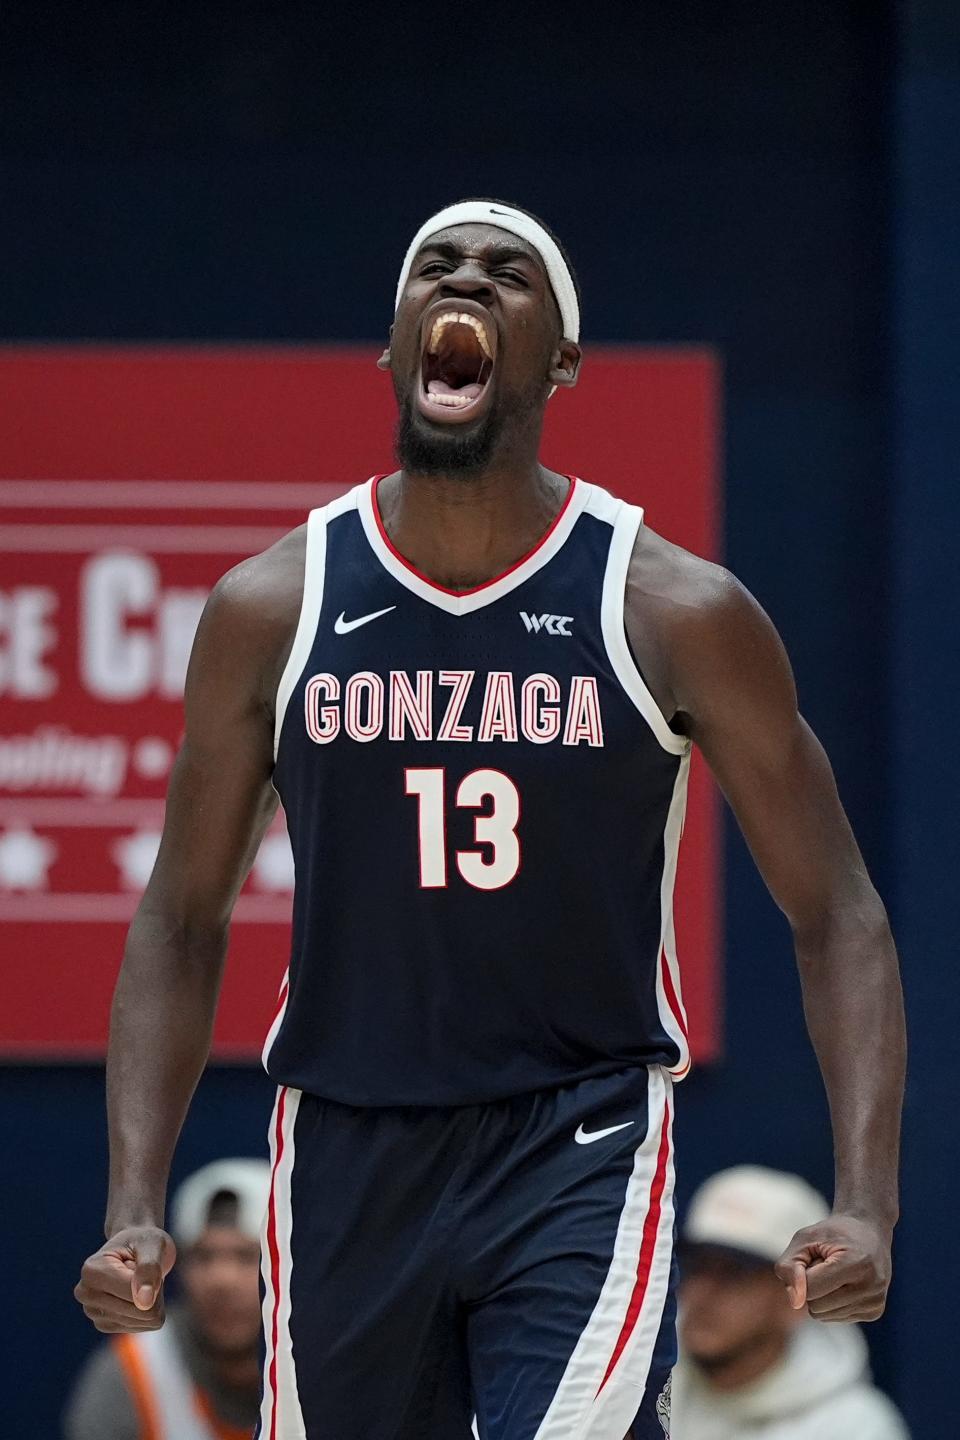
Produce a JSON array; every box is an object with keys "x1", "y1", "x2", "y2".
[{"x1": 74, "y1": 201, "x2": 905, "y2": 1440}]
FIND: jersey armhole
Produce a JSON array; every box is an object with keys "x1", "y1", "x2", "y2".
[
  {"x1": 601, "y1": 502, "x2": 691, "y2": 757},
  {"x1": 273, "y1": 506, "x2": 329, "y2": 758}
]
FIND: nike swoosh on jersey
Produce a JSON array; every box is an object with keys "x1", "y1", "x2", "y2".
[
  {"x1": 334, "y1": 606, "x2": 397, "y2": 634},
  {"x1": 573, "y1": 1120, "x2": 636, "y2": 1145}
]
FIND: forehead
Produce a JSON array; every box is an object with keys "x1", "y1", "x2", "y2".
[{"x1": 415, "y1": 223, "x2": 545, "y2": 275}]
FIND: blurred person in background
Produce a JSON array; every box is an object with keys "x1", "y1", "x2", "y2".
[
  {"x1": 65, "y1": 1158, "x2": 267, "y2": 1440},
  {"x1": 672, "y1": 1166, "x2": 909, "y2": 1440}
]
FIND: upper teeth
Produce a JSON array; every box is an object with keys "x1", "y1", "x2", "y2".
[{"x1": 427, "y1": 311, "x2": 493, "y2": 359}]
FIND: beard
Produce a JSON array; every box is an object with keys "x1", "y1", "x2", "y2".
[
  {"x1": 394, "y1": 381, "x2": 542, "y2": 478},
  {"x1": 687, "y1": 1325, "x2": 777, "y2": 1376}
]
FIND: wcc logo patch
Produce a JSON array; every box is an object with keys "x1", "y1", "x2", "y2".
[{"x1": 520, "y1": 612, "x2": 573, "y2": 636}]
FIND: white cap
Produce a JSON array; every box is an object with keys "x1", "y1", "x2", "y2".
[
  {"x1": 683, "y1": 1166, "x2": 830, "y2": 1264},
  {"x1": 170, "y1": 1158, "x2": 271, "y2": 1248}
]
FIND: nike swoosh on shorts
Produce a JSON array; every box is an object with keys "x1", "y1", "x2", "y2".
[{"x1": 573, "y1": 1120, "x2": 635, "y2": 1145}]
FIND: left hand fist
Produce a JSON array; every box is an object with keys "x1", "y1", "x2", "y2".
[{"x1": 774, "y1": 1213, "x2": 892, "y2": 1322}]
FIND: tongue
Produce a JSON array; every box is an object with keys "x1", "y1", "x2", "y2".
[{"x1": 427, "y1": 379, "x2": 484, "y2": 400}]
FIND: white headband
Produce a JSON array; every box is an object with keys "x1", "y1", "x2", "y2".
[{"x1": 394, "y1": 201, "x2": 580, "y2": 341}]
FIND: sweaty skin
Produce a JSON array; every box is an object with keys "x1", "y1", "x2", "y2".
[{"x1": 75, "y1": 222, "x2": 904, "y2": 1338}]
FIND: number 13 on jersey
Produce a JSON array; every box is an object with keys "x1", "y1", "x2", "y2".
[{"x1": 404, "y1": 768, "x2": 521, "y2": 891}]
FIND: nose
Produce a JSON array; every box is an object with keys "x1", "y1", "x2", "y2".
[{"x1": 438, "y1": 262, "x2": 495, "y2": 305}]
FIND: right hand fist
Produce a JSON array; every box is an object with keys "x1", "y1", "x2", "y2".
[{"x1": 74, "y1": 1226, "x2": 177, "y2": 1333}]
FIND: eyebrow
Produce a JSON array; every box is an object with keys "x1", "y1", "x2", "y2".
[{"x1": 416, "y1": 240, "x2": 543, "y2": 273}]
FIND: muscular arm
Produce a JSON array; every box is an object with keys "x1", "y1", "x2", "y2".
[
  {"x1": 628, "y1": 538, "x2": 905, "y2": 1320},
  {"x1": 105, "y1": 574, "x2": 278, "y2": 1238},
  {"x1": 76, "y1": 536, "x2": 302, "y2": 1331}
]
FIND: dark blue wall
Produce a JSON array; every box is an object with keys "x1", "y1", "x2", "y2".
[
  {"x1": 890, "y1": 2, "x2": 960, "y2": 1425},
  {"x1": 2, "y1": 3, "x2": 953, "y2": 1434}
]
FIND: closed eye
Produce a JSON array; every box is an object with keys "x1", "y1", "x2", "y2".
[{"x1": 418, "y1": 260, "x2": 530, "y2": 286}]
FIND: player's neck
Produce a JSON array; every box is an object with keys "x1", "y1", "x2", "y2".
[{"x1": 379, "y1": 462, "x2": 571, "y2": 592}]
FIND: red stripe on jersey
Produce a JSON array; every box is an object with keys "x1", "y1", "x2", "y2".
[
  {"x1": 266, "y1": 978, "x2": 289, "y2": 1037},
  {"x1": 371, "y1": 475, "x2": 579, "y2": 597},
  {"x1": 596, "y1": 1097, "x2": 672, "y2": 1395},
  {"x1": 265, "y1": 1086, "x2": 288, "y2": 1439},
  {"x1": 660, "y1": 950, "x2": 689, "y2": 1045}
]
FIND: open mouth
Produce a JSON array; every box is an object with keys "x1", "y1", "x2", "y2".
[{"x1": 419, "y1": 306, "x2": 495, "y2": 423}]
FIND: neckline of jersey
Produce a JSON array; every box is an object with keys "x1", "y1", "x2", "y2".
[{"x1": 367, "y1": 472, "x2": 582, "y2": 602}]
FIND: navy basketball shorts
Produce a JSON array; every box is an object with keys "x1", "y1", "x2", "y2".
[{"x1": 258, "y1": 1065, "x2": 677, "y2": 1440}]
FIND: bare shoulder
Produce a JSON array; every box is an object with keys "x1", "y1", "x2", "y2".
[
  {"x1": 625, "y1": 524, "x2": 788, "y2": 724},
  {"x1": 208, "y1": 523, "x2": 307, "y2": 631},
  {"x1": 189, "y1": 524, "x2": 307, "y2": 704},
  {"x1": 627, "y1": 524, "x2": 746, "y2": 619}
]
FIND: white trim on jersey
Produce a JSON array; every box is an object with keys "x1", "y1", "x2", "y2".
[
  {"x1": 587, "y1": 487, "x2": 694, "y2": 1074},
  {"x1": 260, "y1": 1085, "x2": 307, "y2": 1440},
  {"x1": 273, "y1": 488, "x2": 361, "y2": 758},
  {"x1": 591, "y1": 492, "x2": 690, "y2": 757},
  {"x1": 657, "y1": 756, "x2": 693, "y2": 1080},
  {"x1": 357, "y1": 475, "x2": 589, "y2": 616},
  {"x1": 262, "y1": 968, "x2": 290, "y2": 1071},
  {"x1": 531, "y1": 1067, "x2": 676, "y2": 1439}
]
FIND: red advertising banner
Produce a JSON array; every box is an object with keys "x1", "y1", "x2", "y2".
[{"x1": 0, "y1": 346, "x2": 721, "y2": 1061}]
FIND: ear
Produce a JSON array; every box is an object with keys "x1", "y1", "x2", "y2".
[
  {"x1": 377, "y1": 324, "x2": 394, "y2": 371},
  {"x1": 547, "y1": 339, "x2": 582, "y2": 390}
]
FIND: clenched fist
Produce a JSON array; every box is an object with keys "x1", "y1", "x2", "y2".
[
  {"x1": 775, "y1": 1213, "x2": 892, "y2": 1323},
  {"x1": 74, "y1": 1226, "x2": 177, "y2": 1333}
]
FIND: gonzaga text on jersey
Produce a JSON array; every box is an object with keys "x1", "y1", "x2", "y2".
[{"x1": 302, "y1": 669, "x2": 605, "y2": 747}]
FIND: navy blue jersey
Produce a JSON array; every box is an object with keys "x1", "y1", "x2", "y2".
[{"x1": 265, "y1": 477, "x2": 692, "y2": 1105}]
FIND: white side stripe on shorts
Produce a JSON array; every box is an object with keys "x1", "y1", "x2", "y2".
[
  {"x1": 259, "y1": 1085, "x2": 307, "y2": 1440},
  {"x1": 533, "y1": 1066, "x2": 676, "y2": 1440}
]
